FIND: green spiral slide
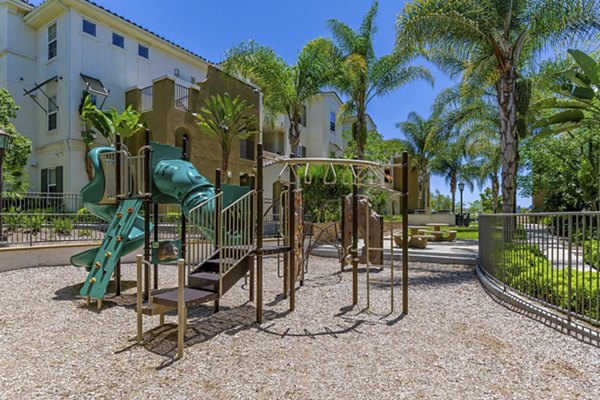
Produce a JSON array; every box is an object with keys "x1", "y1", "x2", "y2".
[{"x1": 72, "y1": 142, "x2": 224, "y2": 300}]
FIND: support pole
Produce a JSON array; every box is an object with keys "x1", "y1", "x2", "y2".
[
  {"x1": 177, "y1": 258, "x2": 185, "y2": 359},
  {"x1": 214, "y1": 169, "x2": 221, "y2": 313},
  {"x1": 115, "y1": 134, "x2": 122, "y2": 296},
  {"x1": 181, "y1": 136, "x2": 189, "y2": 274},
  {"x1": 289, "y1": 155, "x2": 296, "y2": 312},
  {"x1": 249, "y1": 174, "x2": 256, "y2": 303},
  {"x1": 153, "y1": 202, "x2": 159, "y2": 290},
  {"x1": 144, "y1": 129, "x2": 152, "y2": 301},
  {"x1": 136, "y1": 254, "x2": 143, "y2": 343},
  {"x1": 352, "y1": 168, "x2": 358, "y2": 306},
  {"x1": 401, "y1": 152, "x2": 409, "y2": 315},
  {"x1": 256, "y1": 144, "x2": 264, "y2": 323}
]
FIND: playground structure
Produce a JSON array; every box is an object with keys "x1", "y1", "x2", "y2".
[{"x1": 72, "y1": 130, "x2": 410, "y2": 359}]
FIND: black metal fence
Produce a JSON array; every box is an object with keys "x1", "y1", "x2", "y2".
[
  {"x1": 2, "y1": 192, "x2": 82, "y2": 212},
  {"x1": 479, "y1": 212, "x2": 600, "y2": 327}
]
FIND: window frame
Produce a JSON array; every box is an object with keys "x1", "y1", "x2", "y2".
[
  {"x1": 47, "y1": 94, "x2": 58, "y2": 131},
  {"x1": 240, "y1": 138, "x2": 255, "y2": 161},
  {"x1": 82, "y1": 19, "x2": 97, "y2": 37},
  {"x1": 47, "y1": 22, "x2": 57, "y2": 60},
  {"x1": 138, "y1": 44, "x2": 150, "y2": 59},
  {"x1": 112, "y1": 32, "x2": 125, "y2": 48},
  {"x1": 329, "y1": 111, "x2": 336, "y2": 132}
]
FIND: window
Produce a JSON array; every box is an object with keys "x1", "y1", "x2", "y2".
[
  {"x1": 48, "y1": 23, "x2": 57, "y2": 60},
  {"x1": 41, "y1": 167, "x2": 63, "y2": 193},
  {"x1": 299, "y1": 105, "x2": 307, "y2": 127},
  {"x1": 48, "y1": 95, "x2": 58, "y2": 131},
  {"x1": 240, "y1": 139, "x2": 255, "y2": 160},
  {"x1": 112, "y1": 32, "x2": 124, "y2": 48},
  {"x1": 190, "y1": 76, "x2": 196, "y2": 84},
  {"x1": 89, "y1": 94, "x2": 97, "y2": 106},
  {"x1": 298, "y1": 146, "x2": 306, "y2": 158},
  {"x1": 329, "y1": 151, "x2": 336, "y2": 158},
  {"x1": 138, "y1": 44, "x2": 149, "y2": 59},
  {"x1": 330, "y1": 112, "x2": 336, "y2": 132},
  {"x1": 82, "y1": 19, "x2": 96, "y2": 36}
]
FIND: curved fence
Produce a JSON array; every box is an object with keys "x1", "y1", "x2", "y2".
[{"x1": 479, "y1": 212, "x2": 600, "y2": 327}]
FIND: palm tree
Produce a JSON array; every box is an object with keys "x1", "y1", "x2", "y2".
[
  {"x1": 397, "y1": 0, "x2": 600, "y2": 212},
  {"x1": 195, "y1": 93, "x2": 258, "y2": 181},
  {"x1": 397, "y1": 112, "x2": 446, "y2": 212},
  {"x1": 328, "y1": 1, "x2": 433, "y2": 159},
  {"x1": 222, "y1": 38, "x2": 337, "y2": 156}
]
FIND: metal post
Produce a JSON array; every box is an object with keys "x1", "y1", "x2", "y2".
[
  {"x1": 181, "y1": 135, "x2": 189, "y2": 274},
  {"x1": 136, "y1": 254, "x2": 143, "y2": 343},
  {"x1": 289, "y1": 155, "x2": 296, "y2": 312},
  {"x1": 115, "y1": 134, "x2": 122, "y2": 295},
  {"x1": 177, "y1": 258, "x2": 185, "y2": 359},
  {"x1": 143, "y1": 129, "x2": 152, "y2": 301},
  {"x1": 256, "y1": 144, "x2": 264, "y2": 323},
  {"x1": 401, "y1": 152, "x2": 409, "y2": 315},
  {"x1": 352, "y1": 171, "x2": 358, "y2": 306},
  {"x1": 214, "y1": 169, "x2": 221, "y2": 313},
  {"x1": 153, "y1": 202, "x2": 159, "y2": 290},
  {"x1": 0, "y1": 149, "x2": 4, "y2": 244}
]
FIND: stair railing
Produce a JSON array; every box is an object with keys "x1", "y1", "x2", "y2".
[
  {"x1": 218, "y1": 189, "x2": 256, "y2": 297},
  {"x1": 186, "y1": 192, "x2": 221, "y2": 274}
]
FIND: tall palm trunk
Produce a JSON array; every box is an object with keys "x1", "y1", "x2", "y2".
[
  {"x1": 222, "y1": 147, "x2": 230, "y2": 183},
  {"x1": 497, "y1": 67, "x2": 518, "y2": 214},
  {"x1": 491, "y1": 174, "x2": 499, "y2": 214},
  {"x1": 450, "y1": 173, "x2": 457, "y2": 214},
  {"x1": 84, "y1": 143, "x2": 93, "y2": 181},
  {"x1": 288, "y1": 119, "x2": 301, "y2": 156}
]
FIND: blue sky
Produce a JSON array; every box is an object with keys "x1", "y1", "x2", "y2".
[{"x1": 31, "y1": 0, "x2": 530, "y2": 207}]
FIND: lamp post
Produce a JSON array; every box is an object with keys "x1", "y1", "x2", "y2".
[
  {"x1": 458, "y1": 181, "x2": 465, "y2": 227},
  {"x1": 0, "y1": 129, "x2": 11, "y2": 244}
]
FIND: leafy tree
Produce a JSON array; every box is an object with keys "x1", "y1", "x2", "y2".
[
  {"x1": 479, "y1": 188, "x2": 503, "y2": 213},
  {"x1": 79, "y1": 94, "x2": 144, "y2": 179},
  {"x1": 397, "y1": 0, "x2": 600, "y2": 213},
  {"x1": 0, "y1": 89, "x2": 32, "y2": 196},
  {"x1": 195, "y1": 93, "x2": 258, "y2": 181},
  {"x1": 342, "y1": 129, "x2": 404, "y2": 162},
  {"x1": 328, "y1": 1, "x2": 432, "y2": 159},
  {"x1": 298, "y1": 164, "x2": 352, "y2": 222},
  {"x1": 223, "y1": 38, "x2": 337, "y2": 155},
  {"x1": 534, "y1": 49, "x2": 600, "y2": 136},
  {"x1": 430, "y1": 189, "x2": 452, "y2": 211}
]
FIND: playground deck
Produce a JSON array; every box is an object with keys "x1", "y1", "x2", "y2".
[{"x1": 1, "y1": 258, "x2": 599, "y2": 399}]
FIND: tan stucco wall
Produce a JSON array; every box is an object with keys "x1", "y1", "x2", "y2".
[{"x1": 126, "y1": 66, "x2": 258, "y2": 185}]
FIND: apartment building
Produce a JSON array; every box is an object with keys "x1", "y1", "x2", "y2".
[
  {"x1": 0, "y1": 0, "x2": 258, "y2": 194},
  {"x1": 262, "y1": 91, "x2": 377, "y2": 200}
]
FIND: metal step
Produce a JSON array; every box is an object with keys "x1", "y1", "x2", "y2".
[{"x1": 188, "y1": 272, "x2": 219, "y2": 291}]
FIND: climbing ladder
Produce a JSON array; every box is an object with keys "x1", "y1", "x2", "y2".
[{"x1": 80, "y1": 199, "x2": 144, "y2": 302}]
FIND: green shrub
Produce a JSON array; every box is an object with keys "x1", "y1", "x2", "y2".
[
  {"x1": 52, "y1": 217, "x2": 73, "y2": 235},
  {"x1": 77, "y1": 207, "x2": 91, "y2": 215},
  {"x1": 5, "y1": 206, "x2": 24, "y2": 231},
  {"x1": 502, "y1": 243, "x2": 600, "y2": 321},
  {"x1": 584, "y1": 240, "x2": 599, "y2": 268},
  {"x1": 25, "y1": 213, "x2": 44, "y2": 233}
]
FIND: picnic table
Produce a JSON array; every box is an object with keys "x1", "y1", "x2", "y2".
[
  {"x1": 396, "y1": 226, "x2": 435, "y2": 249},
  {"x1": 420, "y1": 223, "x2": 457, "y2": 242}
]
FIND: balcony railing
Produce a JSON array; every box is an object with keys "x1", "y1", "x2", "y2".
[
  {"x1": 175, "y1": 84, "x2": 189, "y2": 111},
  {"x1": 141, "y1": 86, "x2": 153, "y2": 112}
]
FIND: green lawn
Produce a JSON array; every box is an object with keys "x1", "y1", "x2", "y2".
[{"x1": 443, "y1": 224, "x2": 479, "y2": 241}]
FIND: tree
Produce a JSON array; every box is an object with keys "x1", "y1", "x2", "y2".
[
  {"x1": 397, "y1": 112, "x2": 447, "y2": 212},
  {"x1": 195, "y1": 93, "x2": 258, "y2": 181},
  {"x1": 534, "y1": 49, "x2": 600, "y2": 136},
  {"x1": 327, "y1": 1, "x2": 432, "y2": 159},
  {"x1": 223, "y1": 38, "x2": 337, "y2": 156},
  {"x1": 430, "y1": 189, "x2": 452, "y2": 211},
  {"x1": 342, "y1": 129, "x2": 404, "y2": 162},
  {"x1": 397, "y1": 0, "x2": 600, "y2": 212},
  {"x1": 79, "y1": 95, "x2": 144, "y2": 179},
  {"x1": 0, "y1": 89, "x2": 32, "y2": 196}
]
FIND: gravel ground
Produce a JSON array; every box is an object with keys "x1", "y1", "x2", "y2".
[{"x1": 1, "y1": 257, "x2": 600, "y2": 399}]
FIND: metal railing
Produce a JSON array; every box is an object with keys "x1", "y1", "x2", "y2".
[
  {"x1": 1, "y1": 210, "x2": 184, "y2": 247},
  {"x1": 174, "y1": 84, "x2": 189, "y2": 110},
  {"x1": 141, "y1": 85, "x2": 153, "y2": 112},
  {"x1": 218, "y1": 190, "x2": 255, "y2": 295},
  {"x1": 262, "y1": 197, "x2": 281, "y2": 238},
  {"x1": 479, "y1": 212, "x2": 600, "y2": 327},
  {"x1": 186, "y1": 193, "x2": 221, "y2": 271},
  {"x1": 1, "y1": 192, "x2": 82, "y2": 212}
]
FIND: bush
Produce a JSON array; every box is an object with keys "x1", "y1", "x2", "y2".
[
  {"x1": 584, "y1": 240, "x2": 599, "y2": 269},
  {"x1": 502, "y1": 243, "x2": 600, "y2": 321},
  {"x1": 52, "y1": 217, "x2": 73, "y2": 235},
  {"x1": 25, "y1": 213, "x2": 44, "y2": 233},
  {"x1": 4, "y1": 206, "x2": 24, "y2": 231}
]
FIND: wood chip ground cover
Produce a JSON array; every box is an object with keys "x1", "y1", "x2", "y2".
[{"x1": 1, "y1": 258, "x2": 599, "y2": 399}]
